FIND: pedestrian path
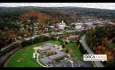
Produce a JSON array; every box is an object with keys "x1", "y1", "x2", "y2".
[{"x1": 34, "y1": 47, "x2": 49, "y2": 67}]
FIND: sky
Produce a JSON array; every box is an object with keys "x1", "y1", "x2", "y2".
[{"x1": 0, "y1": 3, "x2": 115, "y2": 10}]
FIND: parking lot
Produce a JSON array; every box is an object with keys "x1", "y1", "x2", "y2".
[{"x1": 48, "y1": 57, "x2": 92, "y2": 67}]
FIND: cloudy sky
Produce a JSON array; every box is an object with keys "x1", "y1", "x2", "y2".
[{"x1": 0, "y1": 3, "x2": 115, "y2": 10}]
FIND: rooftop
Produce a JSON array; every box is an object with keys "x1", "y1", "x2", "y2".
[{"x1": 40, "y1": 57, "x2": 53, "y2": 64}]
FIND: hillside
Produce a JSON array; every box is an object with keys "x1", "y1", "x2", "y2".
[{"x1": 1, "y1": 6, "x2": 115, "y2": 20}]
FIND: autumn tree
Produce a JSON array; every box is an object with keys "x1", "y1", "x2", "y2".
[
  {"x1": 4, "y1": 27, "x2": 9, "y2": 36},
  {"x1": 77, "y1": 44, "x2": 80, "y2": 49},
  {"x1": 49, "y1": 49, "x2": 55, "y2": 56}
]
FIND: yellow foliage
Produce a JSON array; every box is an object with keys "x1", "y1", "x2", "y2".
[
  {"x1": 107, "y1": 55, "x2": 114, "y2": 63},
  {"x1": 49, "y1": 50, "x2": 55, "y2": 56},
  {"x1": 105, "y1": 50, "x2": 111, "y2": 55},
  {"x1": 77, "y1": 44, "x2": 80, "y2": 49}
]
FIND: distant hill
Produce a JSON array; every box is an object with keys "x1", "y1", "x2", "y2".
[{"x1": 0, "y1": 6, "x2": 115, "y2": 21}]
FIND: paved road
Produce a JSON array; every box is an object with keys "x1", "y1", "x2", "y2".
[{"x1": 79, "y1": 35, "x2": 104, "y2": 67}]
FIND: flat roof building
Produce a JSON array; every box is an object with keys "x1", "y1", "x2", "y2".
[{"x1": 40, "y1": 57, "x2": 53, "y2": 65}]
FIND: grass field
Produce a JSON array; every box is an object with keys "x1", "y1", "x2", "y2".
[
  {"x1": 66, "y1": 42, "x2": 83, "y2": 59},
  {"x1": 5, "y1": 42, "x2": 44, "y2": 67},
  {"x1": 5, "y1": 40, "x2": 82, "y2": 67}
]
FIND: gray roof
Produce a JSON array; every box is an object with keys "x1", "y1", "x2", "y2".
[
  {"x1": 40, "y1": 57, "x2": 53, "y2": 64},
  {"x1": 49, "y1": 52, "x2": 66, "y2": 60},
  {"x1": 44, "y1": 43, "x2": 54, "y2": 47},
  {"x1": 51, "y1": 47, "x2": 61, "y2": 54}
]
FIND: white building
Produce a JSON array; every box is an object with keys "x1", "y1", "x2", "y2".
[
  {"x1": 32, "y1": 52, "x2": 36, "y2": 59},
  {"x1": 72, "y1": 22, "x2": 83, "y2": 30},
  {"x1": 57, "y1": 20, "x2": 66, "y2": 30},
  {"x1": 75, "y1": 25, "x2": 82, "y2": 30}
]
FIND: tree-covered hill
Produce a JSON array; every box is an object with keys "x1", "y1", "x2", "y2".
[{"x1": 0, "y1": 6, "x2": 115, "y2": 21}]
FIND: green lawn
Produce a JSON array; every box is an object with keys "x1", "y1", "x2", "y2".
[
  {"x1": 5, "y1": 40, "x2": 82, "y2": 67},
  {"x1": 5, "y1": 42, "x2": 45, "y2": 67},
  {"x1": 66, "y1": 42, "x2": 83, "y2": 59},
  {"x1": 49, "y1": 40, "x2": 62, "y2": 45}
]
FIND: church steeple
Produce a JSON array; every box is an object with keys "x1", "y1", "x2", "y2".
[{"x1": 62, "y1": 20, "x2": 64, "y2": 23}]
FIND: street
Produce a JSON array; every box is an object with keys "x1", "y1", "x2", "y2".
[{"x1": 80, "y1": 35, "x2": 104, "y2": 67}]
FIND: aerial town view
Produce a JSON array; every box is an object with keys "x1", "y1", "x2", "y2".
[{"x1": 0, "y1": 3, "x2": 115, "y2": 67}]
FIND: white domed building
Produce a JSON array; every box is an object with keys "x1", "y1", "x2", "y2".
[{"x1": 57, "y1": 20, "x2": 66, "y2": 30}]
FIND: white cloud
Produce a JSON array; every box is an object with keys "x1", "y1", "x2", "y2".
[{"x1": 0, "y1": 3, "x2": 115, "y2": 10}]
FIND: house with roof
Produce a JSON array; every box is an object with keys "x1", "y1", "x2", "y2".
[{"x1": 69, "y1": 35, "x2": 79, "y2": 42}]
